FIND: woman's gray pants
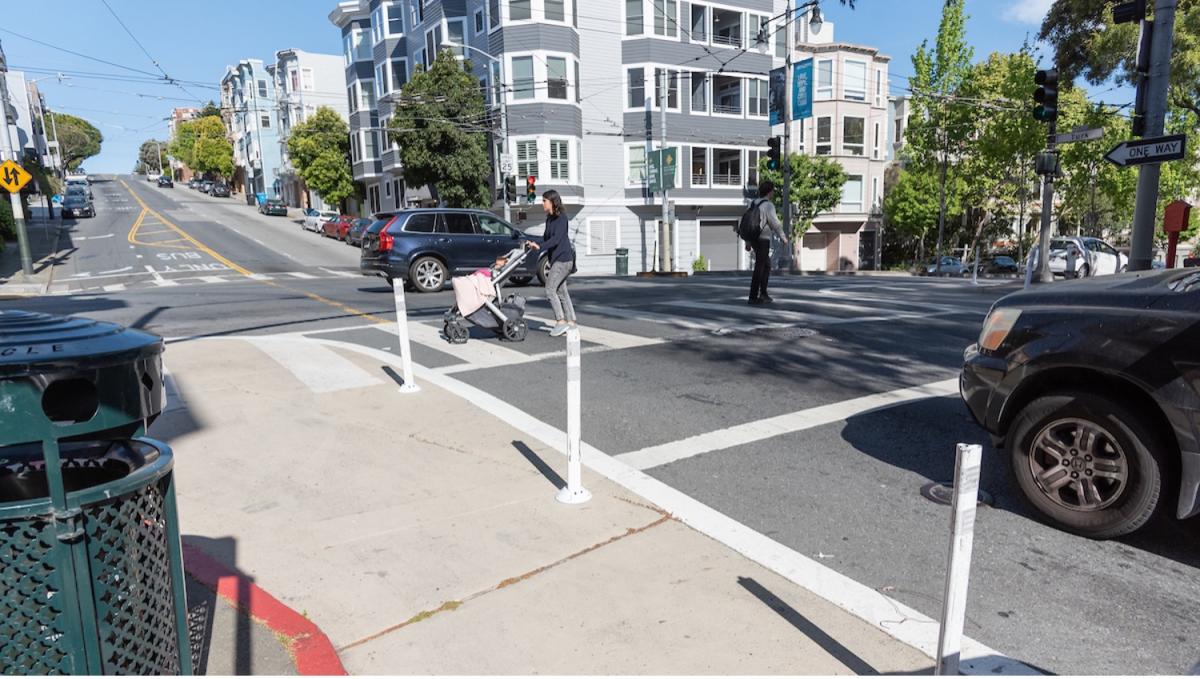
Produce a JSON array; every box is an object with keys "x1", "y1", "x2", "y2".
[{"x1": 545, "y1": 260, "x2": 576, "y2": 322}]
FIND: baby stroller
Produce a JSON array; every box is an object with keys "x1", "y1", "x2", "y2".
[{"x1": 443, "y1": 246, "x2": 532, "y2": 344}]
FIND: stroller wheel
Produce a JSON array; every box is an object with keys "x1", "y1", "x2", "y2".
[
  {"x1": 444, "y1": 321, "x2": 469, "y2": 344},
  {"x1": 502, "y1": 318, "x2": 528, "y2": 342}
]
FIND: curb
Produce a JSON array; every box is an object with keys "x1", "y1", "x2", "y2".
[{"x1": 182, "y1": 541, "x2": 347, "y2": 676}]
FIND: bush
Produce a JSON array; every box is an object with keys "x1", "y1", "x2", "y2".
[
  {"x1": 0, "y1": 199, "x2": 14, "y2": 243},
  {"x1": 692, "y1": 255, "x2": 709, "y2": 272}
]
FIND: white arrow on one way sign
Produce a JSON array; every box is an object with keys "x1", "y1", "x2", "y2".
[{"x1": 1105, "y1": 134, "x2": 1188, "y2": 167}]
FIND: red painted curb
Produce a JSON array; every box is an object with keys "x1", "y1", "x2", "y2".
[{"x1": 182, "y1": 541, "x2": 347, "y2": 676}]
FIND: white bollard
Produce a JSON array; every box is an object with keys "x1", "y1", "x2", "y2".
[
  {"x1": 392, "y1": 280, "x2": 420, "y2": 394},
  {"x1": 1023, "y1": 250, "x2": 1036, "y2": 290},
  {"x1": 971, "y1": 246, "x2": 980, "y2": 286},
  {"x1": 935, "y1": 443, "x2": 983, "y2": 676},
  {"x1": 556, "y1": 327, "x2": 591, "y2": 504}
]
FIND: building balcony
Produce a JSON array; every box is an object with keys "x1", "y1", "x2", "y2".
[{"x1": 712, "y1": 173, "x2": 742, "y2": 187}]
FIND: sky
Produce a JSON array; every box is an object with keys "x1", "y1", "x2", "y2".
[{"x1": 0, "y1": 0, "x2": 1123, "y2": 174}]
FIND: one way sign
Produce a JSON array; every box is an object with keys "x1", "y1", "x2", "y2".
[{"x1": 1105, "y1": 134, "x2": 1188, "y2": 167}]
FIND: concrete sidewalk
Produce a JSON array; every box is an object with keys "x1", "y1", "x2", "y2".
[
  {"x1": 152, "y1": 336, "x2": 934, "y2": 674},
  {"x1": 0, "y1": 205, "x2": 64, "y2": 297}
]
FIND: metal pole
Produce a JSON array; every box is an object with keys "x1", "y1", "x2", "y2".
[
  {"x1": 499, "y1": 54, "x2": 511, "y2": 224},
  {"x1": 556, "y1": 327, "x2": 591, "y2": 504},
  {"x1": 1037, "y1": 133, "x2": 1057, "y2": 284},
  {"x1": 1129, "y1": 0, "x2": 1178, "y2": 271},
  {"x1": 0, "y1": 70, "x2": 33, "y2": 276},
  {"x1": 934, "y1": 100, "x2": 949, "y2": 264},
  {"x1": 659, "y1": 68, "x2": 671, "y2": 272},
  {"x1": 1017, "y1": 157, "x2": 1027, "y2": 265},
  {"x1": 48, "y1": 108, "x2": 61, "y2": 177},
  {"x1": 392, "y1": 282, "x2": 420, "y2": 394},
  {"x1": 782, "y1": 0, "x2": 794, "y2": 271},
  {"x1": 155, "y1": 140, "x2": 163, "y2": 176}
]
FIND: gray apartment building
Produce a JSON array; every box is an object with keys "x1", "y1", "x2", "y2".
[
  {"x1": 270, "y1": 48, "x2": 350, "y2": 210},
  {"x1": 328, "y1": 0, "x2": 848, "y2": 275}
]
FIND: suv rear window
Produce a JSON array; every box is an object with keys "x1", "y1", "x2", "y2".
[
  {"x1": 403, "y1": 213, "x2": 439, "y2": 233},
  {"x1": 367, "y1": 215, "x2": 397, "y2": 234}
]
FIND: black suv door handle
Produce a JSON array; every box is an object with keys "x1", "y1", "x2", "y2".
[{"x1": 437, "y1": 237, "x2": 451, "y2": 244}]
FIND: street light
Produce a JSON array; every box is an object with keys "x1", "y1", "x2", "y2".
[
  {"x1": 442, "y1": 39, "x2": 511, "y2": 224},
  {"x1": 808, "y1": 5, "x2": 823, "y2": 32}
]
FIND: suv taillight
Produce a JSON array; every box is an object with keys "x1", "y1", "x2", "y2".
[{"x1": 379, "y1": 230, "x2": 394, "y2": 252}]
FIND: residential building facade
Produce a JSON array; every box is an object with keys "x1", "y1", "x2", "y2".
[
  {"x1": 787, "y1": 17, "x2": 890, "y2": 272},
  {"x1": 2, "y1": 71, "x2": 47, "y2": 168},
  {"x1": 270, "y1": 48, "x2": 349, "y2": 210},
  {"x1": 221, "y1": 59, "x2": 283, "y2": 204}
]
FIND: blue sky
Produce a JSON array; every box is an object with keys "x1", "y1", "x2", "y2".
[{"x1": 0, "y1": 0, "x2": 1117, "y2": 173}]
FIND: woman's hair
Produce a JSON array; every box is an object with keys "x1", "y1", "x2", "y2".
[{"x1": 542, "y1": 189, "x2": 564, "y2": 216}]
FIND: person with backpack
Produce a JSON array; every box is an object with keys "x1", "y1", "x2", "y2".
[{"x1": 738, "y1": 180, "x2": 789, "y2": 304}]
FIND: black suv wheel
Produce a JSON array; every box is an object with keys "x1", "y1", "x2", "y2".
[{"x1": 1009, "y1": 390, "x2": 1167, "y2": 538}]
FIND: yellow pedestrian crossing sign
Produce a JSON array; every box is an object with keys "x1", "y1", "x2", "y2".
[{"x1": 0, "y1": 160, "x2": 32, "y2": 193}]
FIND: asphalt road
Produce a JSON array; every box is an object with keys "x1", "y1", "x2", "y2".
[{"x1": 10, "y1": 175, "x2": 1199, "y2": 675}]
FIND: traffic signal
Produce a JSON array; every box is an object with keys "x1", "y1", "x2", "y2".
[
  {"x1": 526, "y1": 175, "x2": 537, "y2": 203},
  {"x1": 504, "y1": 175, "x2": 517, "y2": 203},
  {"x1": 766, "y1": 136, "x2": 781, "y2": 171},
  {"x1": 1112, "y1": 0, "x2": 1146, "y2": 24},
  {"x1": 1033, "y1": 69, "x2": 1058, "y2": 123}
]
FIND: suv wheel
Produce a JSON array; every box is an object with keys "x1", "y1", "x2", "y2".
[
  {"x1": 409, "y1": 256, "x2": 447, "y2": 293},
  {"x1": 536, "y1": 257, "x2": 551, "y2": 286},
  {"x1": 1009, "y1": 390, "x2": 1167, "y2": 538}
]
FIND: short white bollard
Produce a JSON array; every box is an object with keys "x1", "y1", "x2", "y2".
[
  {"x1": 971, "y1": 246, "x2": 980, "y2": 286},
  {"x1": 556, "y1": 327, "x2": 591, "y2": 504},
  {"x1": 392, "y1": 280, "x2": 420, "y2": 394},
  {"x1": 1023, "y1": 250, "x2": 1036, "y2": 290},
  {"x1": 935, "y1": 443, "x2": 983, "y2": 676}
]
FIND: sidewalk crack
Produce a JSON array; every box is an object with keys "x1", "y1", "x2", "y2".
[{"x1": 337, "y1": 513, "x2": 672, "y2": 652}]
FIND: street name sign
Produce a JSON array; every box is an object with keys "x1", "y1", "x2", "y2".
[
  {"x1": 0, "y1": 160, "x2": 32, "y2": 193},
  {"x1": 1105, "y1": 134, "x2": 1188, "y2": 167},
  {"x1": 1052, "y1": 127, "x2": 1103, "y2": 144}
]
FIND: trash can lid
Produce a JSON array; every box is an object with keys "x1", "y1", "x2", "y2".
[{"x1": 0, "y1": 310, "x2": 163, "y2": 378}]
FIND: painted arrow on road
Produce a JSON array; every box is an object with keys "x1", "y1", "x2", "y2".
[{"x1": 1105, "y1": 134, "x2": 1188, "y2": 167}]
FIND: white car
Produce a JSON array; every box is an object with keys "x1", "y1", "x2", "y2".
[
  {"x1": 303, "y1": 208, "x2": 339, "y2": 233},
  {"x1": 1030, "y1": 237, "x2": 1129, "y2": 278}
]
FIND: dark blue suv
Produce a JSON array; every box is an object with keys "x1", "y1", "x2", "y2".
[{"x1": 360, "y1": 209, "x2": 546, "y2": 292}]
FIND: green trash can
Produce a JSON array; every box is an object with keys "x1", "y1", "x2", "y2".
[
  {"x1": 0, "y1": 310, "x2": 192, "y2": 675},
  {"x1": 615, "y1": 247, "x2": 630, "y2": 276}
]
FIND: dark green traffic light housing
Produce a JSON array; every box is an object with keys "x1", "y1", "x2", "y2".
[{"x1": 1033, "y1": 69, "x2": 1059, "y2": 123}]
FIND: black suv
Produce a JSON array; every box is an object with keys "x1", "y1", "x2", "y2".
[
  {"x1": 961, "y1": 270, "x2": 1200, "y2": 538},
  {"x1": 360, "y1": 209, "x2": 546, "y2": 292}
]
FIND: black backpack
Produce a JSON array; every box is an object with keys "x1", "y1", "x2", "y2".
[{"x1": 737, "y1": 199, "x2": 765, "y2": 243}]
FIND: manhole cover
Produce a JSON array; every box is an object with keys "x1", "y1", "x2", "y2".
[{"x1": 920, "y1": 481, "x2": 994, "y2": 507}]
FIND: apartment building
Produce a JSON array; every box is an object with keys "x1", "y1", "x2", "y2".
[
  {"x1": 784, "y1": 16, "x2": 889, "y2": 272},
  {"x1": 332, "y1": 1, "x2": 915, "y2": 275},
  {"x1": 220, "y1": 59, "x2": 282, "y2": 204},
  {"x1": 2, "y1": 70, "x2": 47, "y2": 168},
  {"x1": 270, "y1": 48, "x2": 349, "y2": 209}
]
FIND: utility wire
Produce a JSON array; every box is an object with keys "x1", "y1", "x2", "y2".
[{"x1": 97, "y1": 0, "x2": 205, "y2": 104}]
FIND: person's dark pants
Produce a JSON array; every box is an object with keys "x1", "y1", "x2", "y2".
[{"x1": 749, "y1": 239, "x2": 772, "y2": 300}]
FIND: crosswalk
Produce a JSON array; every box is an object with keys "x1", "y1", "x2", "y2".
[{"x1": 56, "y1": 269, "x2": 365, "y2": 295}]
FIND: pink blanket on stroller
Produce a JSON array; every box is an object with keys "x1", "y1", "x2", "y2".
[{"x1": 452, "y1": 272, "x2": 496, "y2": 316}]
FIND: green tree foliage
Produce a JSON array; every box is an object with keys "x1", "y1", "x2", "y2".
[
  {"x1": 884, "y1": 168, "x2": 964, "y2": 265},
  {"x1": 905, "y1": 0, "x2": 975, "y2": 170},
  {"x1": 757, "y1": 153, "x2": 846, "y2": 241},
  {"x1": 135, "y1": 140, "x2": 169, "y2": 175},
  {"x1": 389, "y1": 50, "x2": 491, "y2": 208},
  {"x1": 47, "y1": 112, "x2": 102, "y2": 171},
  {"x1": 286, "y1": 106, "x2": 356, "y2": 209},
  {"x1": 198, "y1": 101, "x2": 222, "y2": 118},
  {"x1": 0, "y1": 199, "x2": 14, "y2": 244},
  {"x1": 171, "y1": 116, "x2": 233, "y2": 178}
]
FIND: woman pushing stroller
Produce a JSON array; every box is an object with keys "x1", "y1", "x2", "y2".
[{"x1": 526, "y1": 189, "x2": 576, "y2": 337}]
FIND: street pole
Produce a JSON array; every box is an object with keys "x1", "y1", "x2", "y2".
[
  {"x1": 154, "y1": 140, "x2": 163, "y2": 176},
  {"x1": 0, "y1": 65, "x2": 33, "y2": 276},
  {"x1": 1037, "y1": 129, "x2": 1057, "y2": 283},
  {"x1": 659, "y1": 68, "x2": 671, "y2": 272},
  {"x1": 1129, "y1": 0, "x2": 1177, "y2": 271},
  {"x1": 1016, "y1": 157, "x2": 1027, "y2": 266},
  {"x1": 781, "y1": 0, "x2": 793, "y2": 271},
  {"x1": 499, "y1": 55, "x2": 511, "y2": 224},
  {"x1": 934, "y1": 100, "x2": 948, "y2": 265},
  {"x1": 48, "y1": 109, "x2": 61, "y2": 177}
]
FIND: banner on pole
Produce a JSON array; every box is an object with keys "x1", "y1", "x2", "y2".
[
  {"x1": 792, "y1": 58, "x2": 813, "y2": 121},
  {"x1": 769, "y1": 66, "x2": 787, "y2": 126},
  {"x1": 646, "y1": 147, "x2": 677, "y2": 193}
]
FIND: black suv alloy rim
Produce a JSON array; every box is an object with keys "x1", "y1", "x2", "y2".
[{"x1": 1028, "y1": 417, "x2": 1130, "y2": 512}]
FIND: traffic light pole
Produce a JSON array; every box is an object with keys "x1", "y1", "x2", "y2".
[
  {"x1": 1129, "y1": 0, "x2": 1177, "y2": 271},
  {"x1": 1036, "y1": 129, "x2": 1057, "y2": 284},
  {"x1": 781, "y1": 0, "x2": 793, "y2": 271},
  {"x1": 659, "y1": 68, "x2": 671, "y2": 273}
]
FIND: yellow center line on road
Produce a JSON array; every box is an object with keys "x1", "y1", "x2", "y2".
[{"x1": 119, "y1": 178, "x2": 391, "y2": 326}]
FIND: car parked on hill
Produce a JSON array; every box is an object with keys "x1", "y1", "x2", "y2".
[
  {"x1": 303, "y1": 208, "x2": 339, "y2": 233},
  {"x1": 209, "y1": 183, "x2": 230, "y2": 198},
  {"x1": 61, "y1": 192, "x2": 95, "y2": 218},
  {"x1": 66, "y1": 178, "x2": 92, "y2": 199},
  {"x1": 200, "y1": 180, "x2": 214, "y2": 193},
  {"x1": 961, "y1": 269, "x2": 1200, "y2": 538},
  {"x1": 966, "y1": 255, "x2": 1019, "y2": 276},
  {"x1": 320, "y1": 215, "x2": 354, "y2": 240},
  {"x1": 156, "y1": 175, "x2": 174, "y2": 188},
  {"x1": 345, "y1": 217, "x2": 372, "y2": 247},
  {"x1": 259, "y1": 199, "x2": 288, "y2": 217},
  {"x1": 360, "y1": 209, "x2": 546, "y2": 292}
]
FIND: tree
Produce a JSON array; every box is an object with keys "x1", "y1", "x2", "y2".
[
  {"x1": 198, "y1": 101, "x2": 222, "y2": 118},
  {"x1": 172, "y1": 116, "x2": 233, "y2": 178},
  {"x1": 884, "y1": 167, "x2": 964, "y2": 266},
  {"x1": 388, "y1": 50, "x2": 491, "y2": 208},
  {"x1": 135, "y1": 139, "x2": 169, "y2": 175},
  {"x1": 287, "y1": 106, "x2": 357, "y2": 209},
  {"x1": 47, "y1": 112, "x2": 102, "y2": 171},
  {"x1": 757, "y1": 153, "x2": 846, "y2": 261},
  {"x1": 169, "y1": 120, "x2": 199, "y2": 169}
]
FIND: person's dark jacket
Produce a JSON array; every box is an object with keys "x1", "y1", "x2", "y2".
[{"x1": 542, "y1": 213, "x2": 574, "y2": 264}]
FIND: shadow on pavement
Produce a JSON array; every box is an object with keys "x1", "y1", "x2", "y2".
[
  {"x1": 513, "y1": 440, "x2": 565, "y2": 490},
  {"x1": 184, "y1": 536, "x2": 255, "y2": 676},
  {"x1": 737, "y1": 576, "x2": 878, "y2": 675}
]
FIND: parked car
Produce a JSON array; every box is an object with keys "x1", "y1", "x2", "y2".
[
  {"x1": 1029, "y1": 237, "x2": 1129, "y2": 278},
  {"x1": 61, "y1": 192, "x2": 95, "y2": 218},
  {"x1": 360, "y1": 209, "x2": 545, "y2": 292},
  {"x1": 966, "y1": 255, "x2": 1019, "y2": 276},
  {"x1": 259, "y1": 199, "x2": 288, "y2": 217},
  {"x1": 157, "y1": 175, "x2": 174, "y2": 188},
  {"x1": 66, "y1": 178, "x2": 93, "y2": 199},
  {"x1": 146, "y1": 172, "x2": 160, "y2": 182},
  {"x1": 926, "y1": 256, "x2": 967, "y2": 276},
  {"x1": 345, "y1": 217, "x2": 372, "y2": 247},
  {"x1": 200, "y1": 180, "x2": 214, "y2": 193},
  {"x1": 303, "y1": 208, "x2": 339, "y2": 233},
  {"x1": 209, "y1": 183, "x2": 230, "y2": 198},
  {"x1": 961, "y1": 269, "x2": 1200, "y2": 538},
  {"x1": 321, "y1": 215, "x2": 355, "y2": 240}
]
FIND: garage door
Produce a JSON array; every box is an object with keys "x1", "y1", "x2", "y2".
[{"x1": 699, "y1": 220, "x2": 742, "y2": 271}]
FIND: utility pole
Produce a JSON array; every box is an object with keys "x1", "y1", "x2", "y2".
[
  {"x1": 0, "y1": 45, "x2": 33, "y2": 276},
  {"x1": 154, "y1": 139, "x2": 164, "y2": 176},
  {"x1": 48, "y1": 108, "x2": 60, "y2": 177},
  {"x1": 781, "y1": 0, "x2": 793, "y2": 271},
  {"x1": 1016, "y1": 156, "x2": 1028, "y2": 266},
  {"x1": 1129, "y1": 0, "x2": 1178, "y2": 271},
  {"x1": 1031, "y1": 67, "x2": 1060, "y2": 284},
  {"x1": 499, "y1": 56, "x2": 511, "y2": 224},
  {"x1": 659, "y1": 68, "x2": 671, "y2": 272}
]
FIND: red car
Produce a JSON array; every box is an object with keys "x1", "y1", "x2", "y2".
[{"x1": 321, "y1": 215, "x2": 355, "y2": 240}]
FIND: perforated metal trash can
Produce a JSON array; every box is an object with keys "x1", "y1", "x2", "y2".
[
  {"x1": 615, "y1": 248, "x2": 629, "y2": 276},
  {"x1": 0, "y1": 310, "x2": 192, "y2": 675}
]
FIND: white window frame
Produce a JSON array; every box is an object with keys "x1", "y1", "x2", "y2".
[
  {"x1": 586, "y1": 217, "x2": 620, "y2": 256},
  {"x1": 391, "y1": 58, "x2": 409, "y2": 92},
  {"x1": 746, "y1": 78, "x2": 768, "y2": 118},
  {"x1": 816, "y1": 116, "x2": 832, "y2": 155},
  {"x1": 626, "y1": 144, "x2": 648, "y2": 187},
  {"x1": 444, "y1": 17, "x2": 467, "y2": 59},
  {"x1": 710, "y1": 74, "x2": 743, "y2": 119},
  {"x1": 360, "y1": 79, "x2": 376, "y2": 110},
  {"x1": 624, "y1": 0, "x2": 645, "y2": 37},
  {"x1": 350, "y1": 132, "x2": 361, "y2": 162},
  {"x1": 260, "y1": 114, "x2": 271, "y2": 129},
  {"x1": 815, "y1": 58, "x2": 834, "y2": 101},
  {"x1": 842, "y1": 115, "x2": 865, "y2": 156},
  {"x1": 748, "y1": 13, "x2": 769, "y2": 51},
  {"x1": 688, "y1": 70, "x2": 710, "y2": 115},
  {"x1": 652, "y1": 67, "x2": 682, "y2": 112},
  {"x1": 411, "y1": 0, "x2": 424, "y2": 27},
  {"x1": 874, "y1": 67, "x2": 885, "y2": 107},
  {"x1": 550, "y1": 139, "x2": 570, "y2": 180},
  {"x1": 507, "y1": 0, "x2": 533, "y2": 24},
  {"x1": 872, "y1": 121, "x2": 881, "y2": 159},
  {"x1": 515, "y1": 138, "x2": 539, "y2": 179},
  {"x1": 301, "y1": 68, "x2": 314, "y2": 91},
  {"x1": 871, "y1": 176, "x2": 880, "y2": 212},
  {"x1": 510, "y1": 55, "x2": 536, "y2": 101},
  {"x1": 689, "y1": 146, "x2": 709, "y2": 187},
  {"x1": 710, "y1": 6, "x2": 744, "y2": 49},
  {"x1": 543, "y1": 0, "x2": 570, "y2": 24},
  {"x1": 843, "y1": 59, "x2": 868, "y2": 102},
  {"x1": 384, "y1": 0, "x2": 405, "y2": 36},
  {"x1": 840, "y1": 174, "x2": 864, "y2": 212},
  {"x1": 474, "y1": 8, "x2": 486, "y2": 33},
  {"x1": 710, "y1": 147, "x2": 743, "y2": 187},
  {"x1": 372, "y1": 6, "x2": 385, "y2": 43},
  {"x1": 489, "y1": 0, "x2": 502, "y2": 32},
  {"x1": 625, "y1": 66, "x2": 648, "y2": 112},
  {"x1": 652, "y1": 0, "x2": 679, "y2": 38},
  {"x1": 688, "y1": 2, "x2": 708, "y2": 44},
  {"x1": 376, "y1": 63, "x2": 389, "y2": 99},
  {"x1": 506, "y1": 51, "x2": 579, "y2": 105},
  {"x1": 347, "y1": 82, "x2": 359, "y2": 113}
]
